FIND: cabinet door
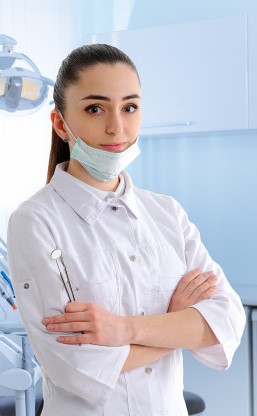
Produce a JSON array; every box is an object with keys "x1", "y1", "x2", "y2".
[
  {"x1": 248, "y1": 14, "x2": 257, "y2": 129},
  {"x1": 92, "y1": 16, "x2": 247, "y2": 135}
]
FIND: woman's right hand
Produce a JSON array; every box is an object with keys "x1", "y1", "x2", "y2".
[{"x1": 168, "y1": 268, "x2": 217, "y2": 313}]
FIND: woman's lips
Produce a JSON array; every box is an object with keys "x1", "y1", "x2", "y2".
[{"x1": 100, "y1": 142, "x2": 128, "y2": 152}]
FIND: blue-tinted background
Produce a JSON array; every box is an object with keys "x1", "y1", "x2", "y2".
[{"x1": 127, "y1": 131, "x2": 257, "y2": 285}]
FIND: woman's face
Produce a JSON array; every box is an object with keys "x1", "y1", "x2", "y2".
[{"x1": 62, "y1": 63, "x2": 141, "y2": 152}]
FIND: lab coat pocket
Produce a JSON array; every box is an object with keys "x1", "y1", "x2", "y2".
[
  {"x1": 143, "y1": 243, "x2": 186, "y2": 313},
  {"x1": 63, "y1": 248, "x2": 119, "y2": 312},
  {"x1": 155, "y1": 244, "x2": 186, "y2": 291}
]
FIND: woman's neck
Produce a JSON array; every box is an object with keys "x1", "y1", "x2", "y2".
[{"x1": 66, "y1": 159, "x2": 120, "y2": 192}]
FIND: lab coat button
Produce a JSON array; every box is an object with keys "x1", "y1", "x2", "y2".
[
  {"x1": 111, "y1": 206, "x2": 118, "y2": 212},
  {"x1": 129, "y1": 255, "x2": 136, "y2": 262},
  {"x1": 24, "y1": 283, "x2": 29, "y2": 289},
  {"x1": 145, "y1": 367, "x2": 152, "y2": 374}
]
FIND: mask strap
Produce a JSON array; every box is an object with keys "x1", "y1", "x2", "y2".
[{"x1": 58, "y1": 111, "x2": 77, "y2": 145}]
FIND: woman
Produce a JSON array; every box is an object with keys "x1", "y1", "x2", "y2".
[{"x1": 7, "y1": 44, "x2": 245, "y2": 416}]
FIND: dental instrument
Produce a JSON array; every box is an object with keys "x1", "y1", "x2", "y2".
[
  {"x1": 1, "y1": 270, "x2": 14, "y2": 295},
  {"x1": 0, "y1": 277, "x2": 17, "y2": 310},
  {"x1": 51, "y1": 249, "x2": 76, "y2": 302}
]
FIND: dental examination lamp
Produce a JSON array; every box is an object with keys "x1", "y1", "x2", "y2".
[{"x1": 0, "y1": 34, "x2": 54, "y2": 114}]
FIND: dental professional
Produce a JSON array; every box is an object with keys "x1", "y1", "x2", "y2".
[{"x1": 7, "y1": 44, "x2": 245, "y2": 416}]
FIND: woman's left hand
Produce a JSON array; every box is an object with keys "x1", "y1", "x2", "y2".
[
  {"x1": 42, "y1": 302, "x2": 129, "y2": 346},
  {"x1": 168, "y1": 268, "x2": 217, "y2": 313}
]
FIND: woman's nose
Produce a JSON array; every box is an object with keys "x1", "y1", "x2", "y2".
[{"x1": 106, "y1": 111, "x2": 124, "y2": 136}]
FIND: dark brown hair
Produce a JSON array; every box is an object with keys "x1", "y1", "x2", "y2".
[{"x1": 46, "y1": 43, "x2": 140, "y2": 183}]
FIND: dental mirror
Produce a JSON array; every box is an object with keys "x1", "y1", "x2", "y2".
[
  {"x1": 51, "y1": 249, "x2": 62, "y2": 260},
  {"x1": 50, "y1": 248, "x2": 76, "y2": 302}
]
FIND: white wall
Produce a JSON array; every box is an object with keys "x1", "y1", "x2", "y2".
[
  {"x1": 129, "y1": 0, "x2": 257, "y2": 28},
  {"x1": 0, "y1": 0, "x2": 86, "y2": 239}
]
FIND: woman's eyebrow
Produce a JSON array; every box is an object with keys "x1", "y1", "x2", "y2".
[
  {"x1": 80, "y1": 94, "x2": 141, "y2": 101},
  {"x1": 122, "y1": 94, "x2": 141, "y2": 100}
]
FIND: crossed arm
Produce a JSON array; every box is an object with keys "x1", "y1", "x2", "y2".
[{"x1": 42, "y1": 269, "x2": 219, "y2": 372}]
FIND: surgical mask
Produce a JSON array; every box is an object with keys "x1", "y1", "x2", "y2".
[{"x1": 60, "y1": 114, "x2": 141, "y2": 182}]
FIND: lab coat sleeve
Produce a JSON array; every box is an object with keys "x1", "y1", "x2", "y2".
[
  {"x1": 7, "y1": 208, "x2": 130, "y2": 405},
  {"x1": 174, "y1": 199, "x2": 246, "y2": 370}
]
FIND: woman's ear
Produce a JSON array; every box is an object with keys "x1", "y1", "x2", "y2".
[{"x1": 50, "y1": 109, "x2": 68, "y2": 140}]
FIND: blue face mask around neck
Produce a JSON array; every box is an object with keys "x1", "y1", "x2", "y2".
[{"x1": 60, "y1": 114, "x2": 141, "y2": 182}]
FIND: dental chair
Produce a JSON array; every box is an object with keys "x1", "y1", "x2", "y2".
[
  {"x1": 0, "y1": 384, "x2": 42, "y2": 416},
  {"x1": 184, "y1": 391, "x2": 205, "y2": 415},
  {"x1": 0, "y1": 332, "x2": 42, "y2": 416}
]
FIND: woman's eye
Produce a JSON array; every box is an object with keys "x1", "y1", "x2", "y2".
[
  {"x1": 124, "y1": 104, "x2": 138, "y2": 113},
  {"x1": 86, "y1": 106, "x2": 102, "y2": 114}
]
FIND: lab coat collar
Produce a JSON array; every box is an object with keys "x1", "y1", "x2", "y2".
[
  {"x1": 119, "y1": 171, "x2": 141, "y2": 220},
  {"x1": 50, "y1": 163, "x2": 140, "y2": 224}
]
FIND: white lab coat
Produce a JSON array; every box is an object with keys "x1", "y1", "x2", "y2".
[{"x1": 7, "y1": 163, "x2": 245, "y2": 416}]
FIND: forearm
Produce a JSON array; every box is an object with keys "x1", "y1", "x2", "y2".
[
  {"x1": 44, "y1": 302, "x2": 219, "y2": 349},
  {"x1": 126, "y1": 307, "x2": 219, "y2": 349},
  {"x1": 122, "y1": 345, "x2": 172, "y2": 372}
]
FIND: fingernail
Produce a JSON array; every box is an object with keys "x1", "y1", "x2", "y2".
[
  {"x1": 42, "y1": 318, "x2": 49, "y2": 325},
  {"x1": 47, "y1": 324, "x2": 55, "y2": 330},
  {"x1": 57, "y1": 337, "x2": 64, "y2": 342}
]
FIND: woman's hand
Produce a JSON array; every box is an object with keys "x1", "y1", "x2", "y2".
[
  {"x1": 42, "y1": 302, "x2": 129, "y2": 346},
  {"x1": 42, "y1": 268, "x2": 217, "y2": 345},
  {"x1": 168, "y1": 268, "x2": 217, "y2": 313}
]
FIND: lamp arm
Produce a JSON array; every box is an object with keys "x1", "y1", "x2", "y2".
[
  {"x1": 41, "y1": 76, "x2": 55, "y2": 87},
  {"x1": 14, "y1": 52, "x2": 41, "y2": 74}
]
